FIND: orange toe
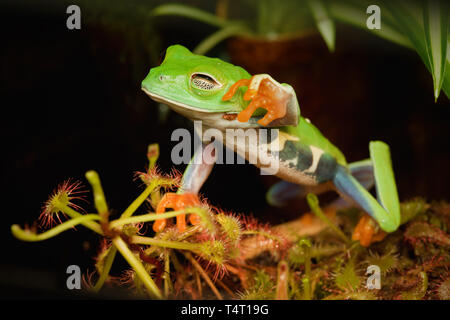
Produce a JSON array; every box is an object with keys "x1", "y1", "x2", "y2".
[
  {"x1": 255, "y1": 78, "x2": 289, "y2": 126},
  {"x1": 154, "y1": 193, "x2": 201, "y2": 232},
  {"x1": 223, "y1": 75, "x2": 290, "y2": 126},
  {"x1": 222, "y1": 79, "x2": 250, "y2": 101},
  {"x1": 189, "y1": 213, "x2": 201, "y2": 226},
  {"x1": 352, "y1": 214, "x2": 387, "y2": 247},
  {"x1": 152, "y1": 218, "x2": 166, "y2": 233}
]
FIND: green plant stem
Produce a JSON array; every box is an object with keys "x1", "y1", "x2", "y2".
[
  {"x1": 302, "y1": 278, "x2": 311, "y2": 300},
  {"x1": 193, "y1": 24, "x2": 250, "y2": 55},
  {"x1": 298, "y1": 239, "x2": 312, "y2": 300},
  {"x1": 120, "y1": 183, "x2": 157, "y2": 219},
  {"x1": 112, "y1": 237, "x2": 162, "y2": 299},
  {"x1": 306, "y1": 193, "x2": 351, "y2": 244},
  {"x1": 163, "y1": 250, "x2": 172, "y2": 297},
  {"x1": 116, "y1": 206, "x2": 215, "y2": 233},
  {"x1": 289, "y1": 275, "x2": 301, "y2": 299},
  {"x1": 177, "y1": 225, "x2": 202, "y2": 240},
  {"x1": 111, "y1": 209, "x2": 194, "y2": 229},
  {"x1": 85, "y1": 170, "x2": 109, "y2": 220},
  {"x1": 304, "y1": 249, "x2": 311, "y2": 278},
  {"x1": 61, "y1": 205, "x2": 103, "y2": 235},
  {"x1": 130, "y1": 236, "x2": 201, "y2": 252},
  {"x1": 303, "y1": 261, "x2": 312, "y2": 300},
  {"x1": 93, "y1": 246, "x2": 117, "y2": 292},
  {"x1": 152, "y1": 4, "x2": 230, "y2": 28},
  {"x1": 11, "y1": 214, "x2": 101, "y2": 242}
]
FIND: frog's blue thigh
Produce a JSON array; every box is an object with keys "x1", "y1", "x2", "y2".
[
  {"x1": 348, "y1": 159, "x2": 374, "y2": 190},
  {"x1": 266, "y1": 181, "x2": 313, "y2": 207},
  {"x1": 331, "y1": 161, "x2": 398, "y2": 233},
  {"x1": 333, "y1": 164, "x2": 377, "y2": 220},
  {"x1": 330, "y1": 159, "x2": 374, "y2": 209}
]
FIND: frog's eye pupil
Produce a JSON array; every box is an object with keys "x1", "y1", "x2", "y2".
[{"x1": 191, "y1": 73, "x2": 222, "y2": 91}]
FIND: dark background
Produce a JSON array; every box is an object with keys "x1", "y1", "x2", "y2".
[{"x1": 1, "y1": 0, "x2": 449, "y2": 298}]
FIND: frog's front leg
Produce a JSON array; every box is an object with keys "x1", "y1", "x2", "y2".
[
  {"x1": 222, "y1": 74, "x2": 296, "y2": 126},
  {"x1": 333, "y1": 141, "x2": 401, "y2": 246},
  {"x1": 153, "y1": 143, "x2": 216, "y2": 232}
]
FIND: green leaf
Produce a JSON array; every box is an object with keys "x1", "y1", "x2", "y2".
[
  {"x1": 443, "y1": 49, "x2": 450, "y2": 99},
  {"x1": 328, "y1": 0, "x2": 412, "y2": 48},
  {"x1": 383, "y1": 1, "x2": 432, "y2": 71},
  {"x1": 423, "y1": 0, "x2": 449, "y2": 100},
  {"x1": 151, "y1": 3, "x2": 230, "y2": 28},
  {"x1": 308, "y1": 0, "x2": 335, "y2": 51},
  {"x1": 400, "y1": 198, "x2": 429, "y2": 225},
  {"x1": 193, "y1": 24, "x2": 250, "y2": 55}
]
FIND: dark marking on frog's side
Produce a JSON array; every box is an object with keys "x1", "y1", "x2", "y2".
[
  {"x1": 314, "y1": 152, "x2": 338, "y2": 183},
  {"x1": 279, "y1": 140, "x2": 338, "y2": 184},
  {"x1": 279, "y1": 141, "x2": 313, "y2": 172}
]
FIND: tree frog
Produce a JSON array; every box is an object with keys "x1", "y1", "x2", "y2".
[{"x1": 141, "y1": 45, "x2": 401, "y2": 247}]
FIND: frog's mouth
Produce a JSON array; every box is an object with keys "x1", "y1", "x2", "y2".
[{"x1": 142, "y1": 87, "x2": 262, "y2": 129}]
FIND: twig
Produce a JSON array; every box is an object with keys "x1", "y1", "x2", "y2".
[
  {"x1": 184, "y1": 252, "x2": 223, "y2": 300},
  {"x1": 195, "y1": 269, "x2": 203, "y2": 297},
  {"x1": 216, "y1": 278, "x2": 235, "y2": 298}
]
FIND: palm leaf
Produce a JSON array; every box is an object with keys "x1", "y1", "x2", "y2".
[
  {"x1": 151, "y1": 3, "x2": 230, "y2": 28},
  {"x1": 443, "y1": 41, "x2": 450, "y2": 98},
  {"x1": 308, "y1": 0, "x2": 336, "y2": 51},
  {"x1": 193, "y1": 24, "x2": 251, "y2": 55},
  {"x1": 328, "y1": 0, "x2": 412, "y2": 48},
  {"x1": 423, "y1": 0, "x2": 448, "y2": 100},
  {"x1": 330, "y1": 0, "x2": 450, "y2": 100}
]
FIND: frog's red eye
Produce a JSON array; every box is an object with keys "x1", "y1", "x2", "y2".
[{"x1": 190, "y1": 73, "x2": 222, "y2": 91}]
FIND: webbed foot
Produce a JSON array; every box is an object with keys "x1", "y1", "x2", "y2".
[
  {"x1": 352, "y1": 214, "x2": 387, "y2": 247},
  {"x1": 222, "y1": 75, "x2": 290, "y2": 126},
  {"x1": 153, "y1": 193, "x2": 201, "y2": 232}
]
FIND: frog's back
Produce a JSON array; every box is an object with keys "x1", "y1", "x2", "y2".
[
  {"x1": 284, "y1": 117, "x2": 346, "y2": 165},
  {"x1": 275, "y1": 117, "x2": 347, "y2": 185}
]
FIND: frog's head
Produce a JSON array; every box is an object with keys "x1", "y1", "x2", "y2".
[{"x1": 142, "y1": 45, "x2": 297, "y2": 129}]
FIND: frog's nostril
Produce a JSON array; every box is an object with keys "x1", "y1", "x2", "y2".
[{"x1": 159, "y1": 75, "x2": 165, "y2": 81}]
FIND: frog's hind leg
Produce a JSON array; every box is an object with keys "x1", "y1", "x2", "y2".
[
  {"x1": 266, "y1": 159, "x2": 373, "y2": 209},
  {"x1": 266, "y1": 181, "x2": 324, "y2": 207},
  {"x1": 329, "y1": 159, "x2": 375, "y2": 209},
  {"x1": 333, "y1": 141, "x2": 400, "y2": 246},
  {"x1": 349, "y1": 159, "x2": 375, "y2": 190}
]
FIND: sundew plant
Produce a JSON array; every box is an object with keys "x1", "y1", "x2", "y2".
[{"x1": 11, "y1": 144, "x2": 450, "y2": 299}]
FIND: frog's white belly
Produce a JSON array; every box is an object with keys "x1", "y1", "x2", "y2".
[{"x1": 200, "y1": 125, "x2": 321, "y2": 186}]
